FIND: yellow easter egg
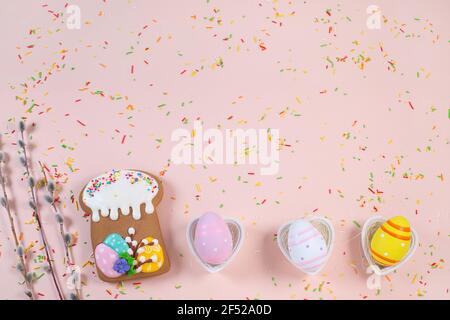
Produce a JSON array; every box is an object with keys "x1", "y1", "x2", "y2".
[
  {"x1": 136, "y1": 237, "x2": 164, "y2": 273},
  {"x1": 370, "y1": 216, "x2": 411, "y2": 266}
]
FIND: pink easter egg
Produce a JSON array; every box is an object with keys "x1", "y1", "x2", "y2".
[
  {"x1": 194, "y1": 212, "x2": 233, "y2": 265},
  {"x1": 95, "y1": 243, "x2": 123, "y2": 278}
]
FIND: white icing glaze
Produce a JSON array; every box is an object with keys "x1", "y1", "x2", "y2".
[{"x1": 83, "y1": 169, "x2": 159, "y2": 222}]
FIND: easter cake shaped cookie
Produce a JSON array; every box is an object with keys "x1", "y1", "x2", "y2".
[{"x1": 80, "y1": 169, "x2": 170, "y2": 282}]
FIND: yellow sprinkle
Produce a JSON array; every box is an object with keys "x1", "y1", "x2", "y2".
[
  {"x1": 82, "y1": 261, "x2": 94, "y2": 268},
  {"x1": 24, "y1": 242, "x2": 35, "y2": 254}
]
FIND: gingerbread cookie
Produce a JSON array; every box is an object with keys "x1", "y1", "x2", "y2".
[{"x1": 80, "y1": 169, "x2": 170, "y2": 282}]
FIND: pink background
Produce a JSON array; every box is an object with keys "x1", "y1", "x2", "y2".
[{"x1": 0, "y1": 0, "x2": 448, "y2": 299}]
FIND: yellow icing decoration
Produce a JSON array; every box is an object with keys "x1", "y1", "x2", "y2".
[{"x1": 136, "y1": 237, "x2": 164, "y2": 273}]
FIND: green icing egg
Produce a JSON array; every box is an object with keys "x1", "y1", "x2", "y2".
[{"x1": 104, "y1": 233, "x2": 129, "y2": 255}]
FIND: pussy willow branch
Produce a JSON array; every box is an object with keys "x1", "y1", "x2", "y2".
[
  {"x1": 0, "y1": 154, "x2": 34, "y2": 300},
  {"x1": 18, "y1": 122, "x2": 65, "y2": 300},
  {"x1": 41, "y1": 163, "x2": 81, "y2": 300}
]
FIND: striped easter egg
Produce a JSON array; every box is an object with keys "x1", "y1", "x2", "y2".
[
  {"x1": 370, "y1": 216, "x2": 411, "y2": 267},
  {"x1": 288, "y1": 220, "x2": 328, "y2": 273}
]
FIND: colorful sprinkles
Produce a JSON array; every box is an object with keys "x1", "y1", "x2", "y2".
[
  {"x1": 0, "y1": 1, "x2": 448, "y2": 300},
  {"x1": 85, "y1": 170, "x2": 158, "y2": 198}
]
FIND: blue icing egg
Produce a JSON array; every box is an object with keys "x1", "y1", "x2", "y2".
[{"x1": 104, "y1": 233, "x2": 129, "y2": 255}]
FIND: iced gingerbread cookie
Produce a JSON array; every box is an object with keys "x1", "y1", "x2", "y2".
[{"x1": 80, "y1": 169, "x2": 170, "y2": 282}]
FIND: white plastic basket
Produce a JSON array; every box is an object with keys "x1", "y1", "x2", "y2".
[
  {"x1": 277, "y1": 216, "x2": 335, "y2": 275},
  {"x1": 186, "y1": 217, "x2": 244, "y2": 273},
  {"x1": 361, "y1": 215, "x2": 419, "y2": 276}
]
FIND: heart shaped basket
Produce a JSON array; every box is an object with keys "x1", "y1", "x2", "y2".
[
  {"x1": 186, "y1": 217, "x2": 244, "y2": 273},
  {"x1": 361, "y1": 215, "x2": 419, "y2": 276},
  {"x1": 277, "y1": 216, "x2": 335, "y2": 275}
]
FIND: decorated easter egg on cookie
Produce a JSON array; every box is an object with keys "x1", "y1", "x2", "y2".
[
  {"x1": 370, "y1": 216, "x2": 411, "y2": 266},
  {"x1": 104, "y1": 233, "x2": 130, "y2": 255},
  {"x1": 95, "y1": 243, "x2": 124, "y2": 278},
  {"x1": 136, "y1": 237, "x2": 164, "y2": 273},
  {"x1": 288, "y1": 220, "x2": 327, "y2": 273},
  {"x1": 194, "y1": 212, "x2": 233, "y2": 265}
]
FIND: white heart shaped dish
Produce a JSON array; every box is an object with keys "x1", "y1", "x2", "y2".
[
  {"x1": 186, "y1": 217, "x2": 244, "y2": 273},
  {"x1": 277, "y1": 217, "x2": 334, "y2": 275},
  {"x1": 361, "y1": 215, "x2": 419, "y2": 276}
]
